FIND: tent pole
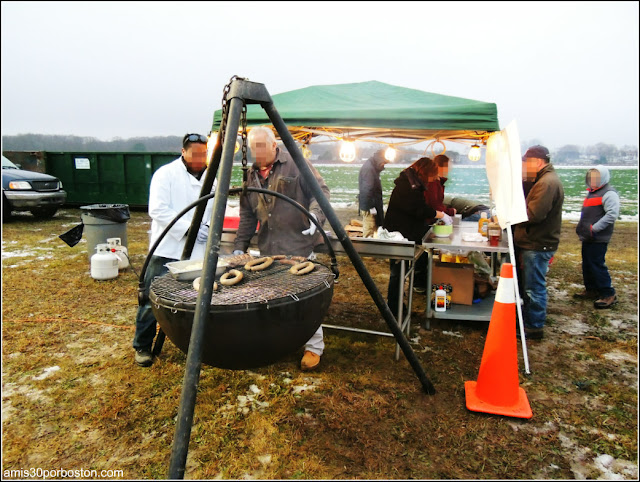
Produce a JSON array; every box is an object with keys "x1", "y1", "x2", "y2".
[{"x1": 506, "y1": 223, "x2": 531, "y2": 374}]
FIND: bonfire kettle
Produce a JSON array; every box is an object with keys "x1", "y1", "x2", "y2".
[
  {"x1": 107, "y1": 237, "x2": 129, "y2": 270},
  {"x1": 91, "y1": 244, "x2": 119, "y2": 280}
]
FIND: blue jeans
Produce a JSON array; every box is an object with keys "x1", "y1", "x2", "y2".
[
  {"x1": 581, "y1": 242, "x2": 615, "y2": 297},
  {"x1": 521, "y1": 249, "x2": 555, "y2": 329},
  {"x1": 133, "y1": 255, "x2": 176, "y2": 351}
]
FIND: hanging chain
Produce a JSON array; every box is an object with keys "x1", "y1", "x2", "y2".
[
  {"x1": 219, "y1": 75, "x2": 246, "y2": 146},
  {"x1": 241, "y1": 102, "x2": 249, "y2": 186}
]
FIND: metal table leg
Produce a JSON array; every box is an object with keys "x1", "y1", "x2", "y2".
[
  {"x1": 425, "y1": 247, "x2": 434, "y2": 329},
  {"x1": 395, "y1": 258, "x2": 415, "y2": 360}
]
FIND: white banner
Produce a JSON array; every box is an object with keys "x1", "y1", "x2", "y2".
[{"x1": 485, "y1": 120, "x2": 528, "y2": 229}]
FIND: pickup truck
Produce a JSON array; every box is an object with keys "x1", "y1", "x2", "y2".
[{"x1": 2, "y1": 156, "x2": 67, "y2": 220}]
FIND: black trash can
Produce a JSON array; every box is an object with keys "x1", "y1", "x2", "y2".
[{"x1": 80, "y1": 204, "x2": 130, "y2": 262}]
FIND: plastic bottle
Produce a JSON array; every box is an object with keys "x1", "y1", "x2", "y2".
[
  {"x1": 478, "y1": 212, "x2": 490, "y2": 236},
  {"x1": 435, "y1": 289, "x2": 447, "y2": 312}
]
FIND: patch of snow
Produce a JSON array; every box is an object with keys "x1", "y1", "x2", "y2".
[
  {"x1": 256, "y1": 454, "x2": 272, "y2": 466},
  {"x1": 292, "y1": 384, "x2": 318, "y2": 395},
  {"x1": 442, "y1": 330, "x2": 463, "y2": 338},
  {"x1": 603, "y1": 350, "x2": 637, "y2": 365},
  {"x1": 32, "y1": 366, "x2": 60, "y2": 381}
]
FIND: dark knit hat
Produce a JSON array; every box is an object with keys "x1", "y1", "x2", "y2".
[{"x1": 523, "y1": 145, "x2": 550, "y2": 162}]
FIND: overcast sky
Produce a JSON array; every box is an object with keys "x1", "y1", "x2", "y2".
[{"x1": 1, "y1": 1, "x2": 638, "y2": 150}]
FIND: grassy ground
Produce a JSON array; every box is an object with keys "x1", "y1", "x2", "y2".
[{"x1": 2, "y1": 208, "x2": 638, "y2": 479}]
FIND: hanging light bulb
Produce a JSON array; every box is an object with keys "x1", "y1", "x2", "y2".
[
  {"x1": 339, "y1": 139, "x2": 356, "y2": 163},
  {"x1": 384, "y1": 146, "x2": 397, "y2": 163},
  {"x1": 468, "y1": 144, "x2": 481, "y2": 162},
  {"x1": 301, "y1": 143, "x2": 312, "y2": 159}
]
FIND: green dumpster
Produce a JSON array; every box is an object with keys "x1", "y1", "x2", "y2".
[{"x1": 44, "y1": 151, "x2": 178, "y2": 208}]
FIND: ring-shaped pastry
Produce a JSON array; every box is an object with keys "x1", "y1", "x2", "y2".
[
  {"x1": 244, "y1": 257, "x2": 274, "y2": 272},
  {"x1": 220, "y1": 269, "x2": 244, "y2": 286},
  {"x1": 289, "y1": 261, "x2": 315, "y2": 275}
]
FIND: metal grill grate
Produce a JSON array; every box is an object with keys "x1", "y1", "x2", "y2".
[{"x1": 151, "y1": 260, "x2": 333, "y2": 307}]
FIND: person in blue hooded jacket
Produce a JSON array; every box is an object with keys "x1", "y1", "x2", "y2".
[{"x1": 574, "y1": 166, "x2": 620, "y2": 309}]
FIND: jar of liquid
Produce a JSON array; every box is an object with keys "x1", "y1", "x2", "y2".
[{"x1": 487, "y1": 222, "x2": 502, "y2": 247}]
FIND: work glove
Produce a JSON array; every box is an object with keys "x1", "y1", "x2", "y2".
[
  {"x1": 301, "y1": 213, "x2": 318, "y2": 236},
  {"x1": 441, "y1": 213, "x2": 453, "y2": 226},
  {"x1": 196, "y1": 224, "x2": 209, "y2": 243},
  {"x1": 369, "y1": 207, "x2": 377, "y2": 215},
  {"x1": 232, "y1": 250, "x2": 244, "y2": 256}
]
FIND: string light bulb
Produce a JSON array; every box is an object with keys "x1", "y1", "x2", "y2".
[
  {"x1": 301, "y1": 143, "x2": 312, "y2": 159},
  {"x1": 339, "y1": 139, "x2": 356, "y2": 163},
  {"x1": 468, "y1": 144, "x2": 481, "y2": 162},
  {"x1": 384, "y1": 146, "x2": 397, "y2": 163}
]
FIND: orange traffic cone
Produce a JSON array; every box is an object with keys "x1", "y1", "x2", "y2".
[{"x1": 464, "y1": 262, "x2": 532, "y2": 418}]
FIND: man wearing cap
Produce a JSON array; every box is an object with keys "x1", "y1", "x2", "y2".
[{"x1": 515, "y1": 145, "x2": 564, "y2": 339}]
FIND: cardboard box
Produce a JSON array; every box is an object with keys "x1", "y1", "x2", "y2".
[{"x1": 431, "y1": 261, "x2": 475, "y2": 306}]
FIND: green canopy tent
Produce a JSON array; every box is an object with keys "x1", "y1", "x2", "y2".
[{"x1": 211, "y1": 80, "x2": 500, "y2": 146}]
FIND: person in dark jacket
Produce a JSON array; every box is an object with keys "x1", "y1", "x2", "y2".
[
  {"x1": 514, "y1": 145, "x2": 564, "y2": 339},
  {"x1": 383, "y1": 157, "x2": 452, "y2": 315},
  {"x1": 358, "y1": 149, "x2": 389, "y2": 237},
  {"x1": 573, "y1": 166, "x2": 619, "y2": 308},
  {"x1": 424, "y1": 154, "x2": 457, "y2": 225}
]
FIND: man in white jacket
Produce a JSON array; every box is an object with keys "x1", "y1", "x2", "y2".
[{"x1": 133, "y1": 133, "x2": 215, "y2": 367}]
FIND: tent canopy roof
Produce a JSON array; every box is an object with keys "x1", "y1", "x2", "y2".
[{"x1": 211, "y1": 80, "x2": 500, "y2": 144}]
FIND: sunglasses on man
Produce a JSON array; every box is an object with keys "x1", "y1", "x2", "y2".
[{"x1": 183, "y1": 133, "x2": 208, "y2": 146}]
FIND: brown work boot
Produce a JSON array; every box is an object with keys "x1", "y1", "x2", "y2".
[
  {"x1": 594, "y1": 295, "x2": 618, "y2": 309},
  {"x1": 300, "y1": 351, "x2": 321, "y2": 371},
  {"x1": 572, "y1": 290, "x2": 599, "y2": 300}
]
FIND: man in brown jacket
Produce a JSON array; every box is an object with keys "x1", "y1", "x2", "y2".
[
  {"x1": 515, "y1": 145, "x2": 564, "y2": 339},
  {"x1": 233, "y1": 126, "x2": 330, "y2": 370}
]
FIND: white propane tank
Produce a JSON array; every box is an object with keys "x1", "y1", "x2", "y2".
[
  {"x1": 107, "y1": 237, "x2": 129, "y2": 269},
  {"x1": 91, "y1": 244, "x2": 119, "y2": 280}
]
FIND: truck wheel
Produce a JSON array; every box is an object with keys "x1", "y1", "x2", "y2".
[
  {"x1": 30, "y1": 206, "x2": 58, "y2": 219},
  {"x1": 2, "y1": 194, "x2": 12, "y2": 222}
]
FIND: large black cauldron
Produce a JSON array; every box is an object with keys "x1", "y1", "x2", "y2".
[{"x1": 150, "y1": 258, "x2": 334, "y2": 369}]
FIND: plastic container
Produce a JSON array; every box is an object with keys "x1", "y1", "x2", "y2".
[
  {"x1": 91, "y1": 244, "x2": 119, "y2": 280},
  {"x1": 166, "y1": 258, "x2": 229, "y2": 281},
  {"x1": 81, "y1": 204, "x2": 130, "y2": 263},
  {"x1": 478, "y1": 212, "x2": 489, "y2": 236},
  {"x1": 433, "y1": 223, "x2": 453, "y2": 237},
  {"x1": 435, "y1": 289, "x2": 447, "y2": 312}
]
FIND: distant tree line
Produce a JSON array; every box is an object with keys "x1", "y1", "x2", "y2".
[
  {"x1": 2, "y1": 134, "x2": 637, "y2": 165},
  {"x1": 1, "y1": 134, "x2": 183, "y2": 153}
]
